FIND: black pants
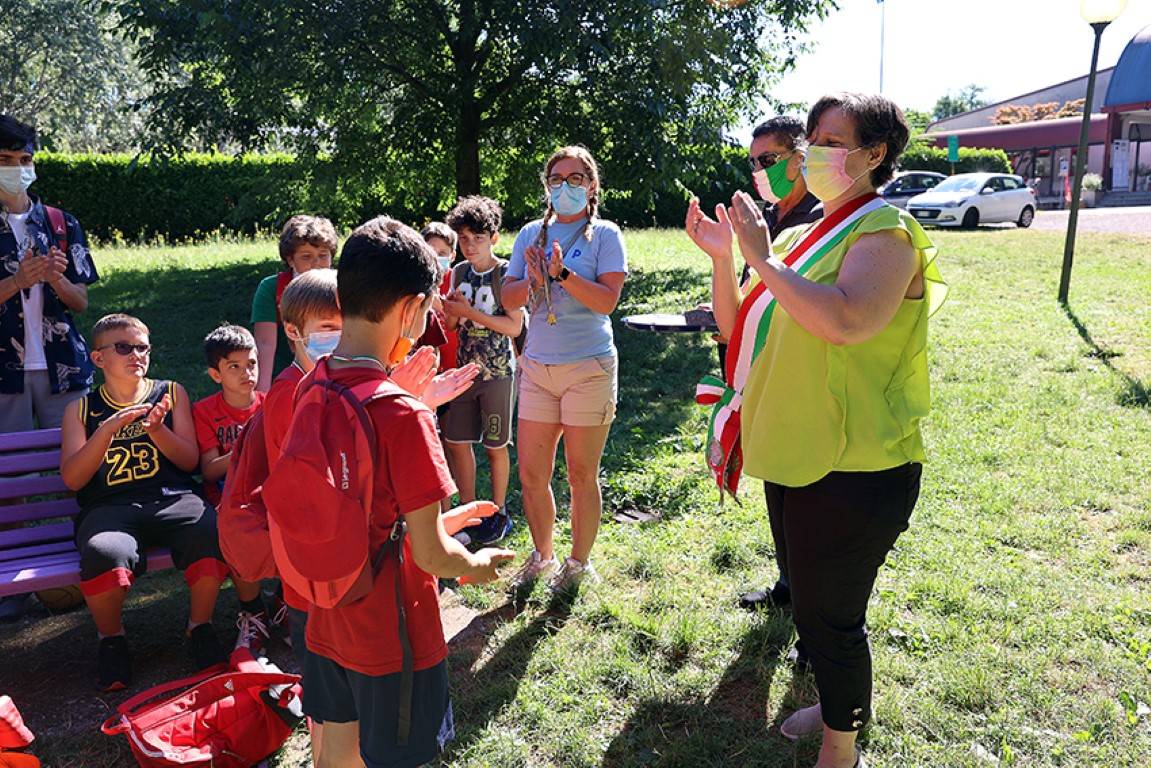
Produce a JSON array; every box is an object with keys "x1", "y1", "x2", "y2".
[{"x1": 766, "y1": 463, "x2": 921, "y2": 732}]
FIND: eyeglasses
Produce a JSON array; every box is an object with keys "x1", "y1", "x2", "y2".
[
  {"x1": 748, "y1": 150, "x2": 794, "y2": 172},
  {"x1": 545, "y1": 172, "x2": 588, "y2": 188},
  {"x1": 99, "y1": 342, "x2": 151, "y2": 356}
]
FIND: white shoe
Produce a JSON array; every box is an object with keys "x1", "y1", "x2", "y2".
[
  {"x1": 780, "y1": 702, "x2": 822, "y2": 740},
  {"x1": 546, "y1": 557, "x2": 599, "y2": 595},
  {"x1": 506, "y1": 550, "x2": 558, "y2": 592}
]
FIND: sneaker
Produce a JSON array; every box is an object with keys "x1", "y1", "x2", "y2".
[
  {"x1": 738, "y1": 580, "x2": 791, "y2": 611},
  {"x1": 188, "y1": 623, "x2": 227, "y2": 670},
  {"x1": 269, "y1": 598, "x2": 292, "y2": 648},
  {"x1": 234, "y1": 610, "x2": 273, "y2": 655},
  {"x1": 547, "y1": 557, "x2": 599, "y2": 596},
  {"x1": 456, "y1": 507, "x2": 514, "y2": 548},
  {"x1": 506, "y1": 550, "x2": 558, "y2": 593},
  {"x1": 97, "y1": 635, "x2": 132, "y2": 692}
]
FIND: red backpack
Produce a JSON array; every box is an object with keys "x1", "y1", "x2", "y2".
[
  {"x1": 261, "y1": 358, "x2": 418, "y2": 744},
  {"x1": 100, "y1": 648, "x2": 301, "y2": 768},
  {"x1": 216, "y1": 409, "x2": 277, "y2": 582}
]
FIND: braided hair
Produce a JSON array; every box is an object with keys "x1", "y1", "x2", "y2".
[{"x1": 535, "y1": 145, "x2": 601, "y2": 249}]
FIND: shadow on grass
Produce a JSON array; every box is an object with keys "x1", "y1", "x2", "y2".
[
  {"x1": 601, "y1": 616, "x2": 816, "y2": 768},
  {"x1": 1062, "y1": 303, "x2": 1150, "y2": 408},
  {"x1": 443, "y1": 599, "x2": 574, "y2": 760}
]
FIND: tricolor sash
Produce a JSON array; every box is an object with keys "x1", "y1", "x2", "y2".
[{"x1": 695, "y1": 193, "x2": 890, "y2": 498}]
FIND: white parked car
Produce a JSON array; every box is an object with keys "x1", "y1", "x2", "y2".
[{"x1": 907, "y1": 173, "x2": 1036, "y2": 228}]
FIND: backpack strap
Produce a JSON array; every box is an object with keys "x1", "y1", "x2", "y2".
[
  {"x1": 490, "y1": 258, "x2": 507, "y2": 310},
  {"x1": 273, "y1": 271, "x2": 293, "y2": 326},
  {"x1": 43, "y1": 206, "x2": 68, "y2": 252}
]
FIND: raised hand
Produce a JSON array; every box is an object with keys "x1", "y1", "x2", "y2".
[
  {"x1": 98, "y1": 404, "x2": 151, "y2": 436},
  {"x1": 390, "y1": 344, "x2": 438, "y2": 396},
  {"x1": 420, "y1": 363, "x2": 479, "y2": 409},
  {"x1": 546, "y1": 240, "x2": 564, "y2": 279},
  {"x1": 458, "y1": 548, "x2": 517, "y2": 585},
  {"x1": 525, "y1": 245, "x2": 547, "y2": 289},
  {"x1": 728, "y1": 191, "x2": 772, "y2": 268},
  {"x1": 46, "y1": 246, "x2": 69, "y2": 284},
  {"x1": 441, "y1": 500, "x2": 498, "y2": 536},
  {"x1": 442, "y1": 289, "x2": 471, "y2": 322},
  {"x1": 141, "y1": 394, "x2": 172, "y2": 433},
  {"x1": 685, "y1": 197, "x2": 734, "y2": 262},
  {"x1": 14, "y1": 250, "x2": 49, "y2": 289}
]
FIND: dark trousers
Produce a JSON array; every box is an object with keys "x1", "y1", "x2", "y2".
[{"x1": 766, "y1": 463, "x2": 921, "y2": 731}]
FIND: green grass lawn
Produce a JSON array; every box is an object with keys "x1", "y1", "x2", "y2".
[{"x1": 43, "y1": 225, "x2": 1151, "y2": 765}]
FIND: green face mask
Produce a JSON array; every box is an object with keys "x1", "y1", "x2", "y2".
[{"x1": 752, "y1": 157, "x2": 796, "y2": 204}]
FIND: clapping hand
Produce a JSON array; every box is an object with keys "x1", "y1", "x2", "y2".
[
  {"x1": 442, "y1": 289, "x2": 472, "y2": 322},
  {"x1": 685, "y1": 197, "x2": 734, "y2": 262},
  {"x1": 421, "y1": 363, "x2": 479, "y2": 409},
  {"x1": 525, "y1": 245, "x2": 548, "y2": 290},
  {"x1": 141, "y1": 394, "x2": 172, "y2": 433},
  {"x1": 46, "y1": 246, "x2": 69, "y2": 284},
  {"x1": 728, "y1": 191, "x2": 773, "y2": 270},
  {"x1": 545, "y1": 240, "x2": 564, "y2": 279},
  {"x1": 98, "y1": 404, "x2": 151, "y2": 436},
  {"x1": 458, "y1": 548, "x2": 517, "y2": 585},
  {"x1": 442, "y1": 500, "x2": 498, "y2": 536},
  {"x1": 390, "y1": 345, "x2": 439, "y2": 396},
  {"x1": 13, "y1": 249, "x2": 50, "y2": 290}
]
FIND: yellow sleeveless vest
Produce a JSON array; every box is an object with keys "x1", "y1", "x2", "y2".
[{"x1": 741, "y1": 206, "x2": 947, "y2": 487}]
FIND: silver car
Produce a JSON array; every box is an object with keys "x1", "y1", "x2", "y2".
[
  {"x1": 907, "y1": 173, "x2": 1037, "y2": 228},
  {"x1": 880, "y1": 171, "x2": 947, "y2": 209}
]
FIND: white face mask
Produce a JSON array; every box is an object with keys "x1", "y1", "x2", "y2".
[{"x1": 0, "y1": 165, "x2": 35, "y2": 196}]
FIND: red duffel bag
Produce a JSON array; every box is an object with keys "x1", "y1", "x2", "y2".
[{"x1": 100, "y1": 648, "x2": 301, "y2": 768}]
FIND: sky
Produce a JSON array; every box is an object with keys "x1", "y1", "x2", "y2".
[{"x1": 733, "y1": 0, "x2": 1150, "y2": 140}]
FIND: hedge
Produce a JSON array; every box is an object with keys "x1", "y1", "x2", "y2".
[
  {"x1": 31, "y1": 152, "x2": 356, "y2": 243},
  {"x1": 899, "y1": 143, "x2": 1013, "y2": 175},
  {"x1": 31, "y1": 142, "x2": 1011, "y2": 243}
]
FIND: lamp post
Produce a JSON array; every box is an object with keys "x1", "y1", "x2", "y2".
[{"x1": 1058, "y1": 0, "x2": 1127, "y2": 304}]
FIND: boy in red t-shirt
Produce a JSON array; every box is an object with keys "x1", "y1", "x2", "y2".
[
  {"x1": 191, "y1": 325, "x2": 269, "y2": 652},
  {"x1": 299, "y1": 216, "x2": 514, "y2": 767}
]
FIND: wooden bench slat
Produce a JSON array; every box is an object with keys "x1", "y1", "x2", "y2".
[
  {"x1": 0, "y1": 498, "x2": 81, "y2": 526},
  {"x1": 0, "y1": 429, "x2": 62, "y2": 454},
  {"x1": 0, "y1": 548, "x2": 174, "y2": 596},
  {"x1": 0, "y1": 540, "x2": 77, "y2": 563},
  {"x1": 0, "y1": 450, "x2": 62, "y2": 475},
  {"x1": 0, "y1": 474, "x2": 70, "y2": 501},
  {"x1": 0, "y1": 522, "x2": 73, "y2": 552}
]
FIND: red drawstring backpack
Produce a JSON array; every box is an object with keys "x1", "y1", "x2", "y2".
[
  {"x1": 261, "y1": 359, "x2": 417, "y2": 744},
  {"x1": 0, "y1": 696, "x2": 39, "y2": 768},
  {"x1": 217, "y1": 409, "x2": 278, "y2": 582},
  {"x1": 100, "y1": 648, "x2": 301, "y2": 768}
]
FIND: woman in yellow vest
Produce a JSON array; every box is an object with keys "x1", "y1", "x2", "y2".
[{"x1": 687, "y1": 93, "x2": 946, "y2": 768}]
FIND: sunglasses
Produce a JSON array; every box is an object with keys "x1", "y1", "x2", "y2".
[
  {"x1": 748, "y1": 150, "x2": 794, "y2": 172},
  {"x1": 99, "y1": 342, "x2": 151, "y2": 356}
]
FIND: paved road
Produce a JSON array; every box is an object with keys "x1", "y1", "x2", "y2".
[{"x1": 1030, "y1": 206, "x2": 1151, "y2": 236}]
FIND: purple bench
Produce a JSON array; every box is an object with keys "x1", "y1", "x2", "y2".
[{"x1": 0, "y1": 428, "x2": 173, "y2": 597}]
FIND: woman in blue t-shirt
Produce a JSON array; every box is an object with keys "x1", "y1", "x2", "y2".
[{"x1": 501, "y1": 146, "x2": 628, "y2": 597}]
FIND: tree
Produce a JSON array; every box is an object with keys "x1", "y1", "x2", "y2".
[
  {"x1": 112, "y1": 0, "x2": 833, "y2": 219},
  {"x1": 902, "y1": 108, "x2": 933, "y2": 137},
  {"x1": 0, "y1": 0, "x2": 149, "y2": 151},
  {"x1": 932, "y1": 84, "x2": 989, "y2": 122}
]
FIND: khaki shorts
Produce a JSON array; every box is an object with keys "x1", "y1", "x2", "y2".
[{"x1": 517, "y1": 354, "x2": 618, "y2": 427}]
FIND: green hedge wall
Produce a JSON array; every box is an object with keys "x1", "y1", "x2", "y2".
[
  {"x1": 31, "y1": 142, "x2": 1012, "y2": 242},
  {"x1": 31, "y1": 152, "x2": 371, "y2": 243},
  {"x1": 899, "y1": 143, "x2": 1013, "y2": 175}
]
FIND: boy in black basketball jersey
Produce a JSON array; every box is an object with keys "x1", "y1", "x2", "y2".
[{"x1": 60, "y1": 314, "x2": 230, "y2": 691}]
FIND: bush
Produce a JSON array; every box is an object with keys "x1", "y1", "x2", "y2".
[
  {"x1": 32, "y1": 144, "x2": 754, "y2": 242},
  {"x1": 32, "y1": 152, "x2": 376, "y2": 243},
  {"x1": 899, "y1": 143, "x2": 1013, "y2": 175}
]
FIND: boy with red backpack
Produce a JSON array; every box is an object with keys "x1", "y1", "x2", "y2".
[{"x1": 262, "y1": 216, "x2": 514, "y2": 767}]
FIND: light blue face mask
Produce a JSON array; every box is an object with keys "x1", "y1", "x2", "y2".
[
  {"x1": 304, "y1": 330, "x2": 340, "y2": 361},
  {"x1": 436, "y1": 255, "x2": 453, "y2": 273},
  {"x1": 550, "y1": 182, "x2": 588, "y2": 217},
  {"x1": 0, "y1": 165, "x2": 36, "y2": 196}
]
